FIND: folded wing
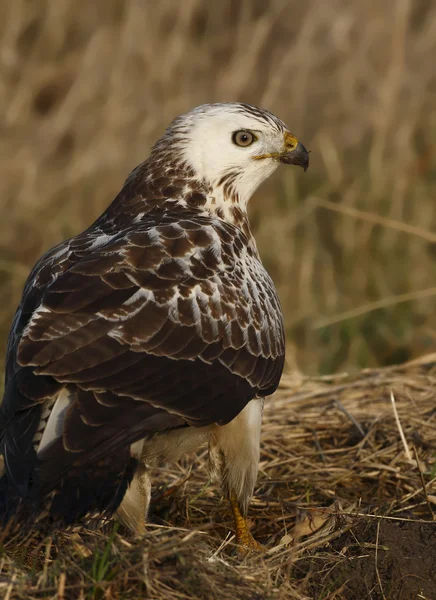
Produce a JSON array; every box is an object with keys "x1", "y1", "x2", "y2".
[{"x1": 0, "y1": 211, "x2": 285, "y2": 520}]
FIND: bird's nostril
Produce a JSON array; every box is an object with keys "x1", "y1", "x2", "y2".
[{"x1": 284, "y1": 132, "x2": 298, "y2": 151}]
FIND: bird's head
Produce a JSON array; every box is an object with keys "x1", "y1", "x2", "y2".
[{"x1": 152, "y1": 103, "x2": 309, "y2": 214}]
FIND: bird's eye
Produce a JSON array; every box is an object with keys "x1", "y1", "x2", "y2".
[{"x1": 232, "y1": 130, "x2": 256, "y2": 147}]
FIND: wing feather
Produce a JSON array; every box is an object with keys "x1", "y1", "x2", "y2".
[{"x1": 0, "y1": 211, "x2": 285, "y2": 520}]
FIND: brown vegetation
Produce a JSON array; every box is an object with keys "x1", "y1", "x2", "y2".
[
  {"x1": 2, "y1": 354, "x2": 436, "y2": 599},
  {"x1": 1, "y1": 1, "x2": 436, "y2": 598}
]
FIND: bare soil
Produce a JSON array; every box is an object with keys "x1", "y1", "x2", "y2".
[{"x1": 298, "y1": 518, "x2": 436, "y2": 599}]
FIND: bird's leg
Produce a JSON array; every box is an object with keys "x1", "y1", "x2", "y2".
[
  {"x1": 229, "y1": 492, "x2": 262, "y2": 552},
  {"x1": 209, "y1": 399, "x2": 264, "y2": 552},
  {"x1": 117, "y1": 463, "x2": 151, "y2": 535}
]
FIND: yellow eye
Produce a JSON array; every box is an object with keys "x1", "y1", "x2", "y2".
[{"x1": 232, "y1": 130, "x2": 256, "y2": 147}]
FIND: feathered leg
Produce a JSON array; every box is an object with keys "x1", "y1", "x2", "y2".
[
  {"x1": 117, "y1": 464, "x2": 151, "y2": 535},
  {"x1": 209, "y1": 398, "x2": 264, "y2": 551}
]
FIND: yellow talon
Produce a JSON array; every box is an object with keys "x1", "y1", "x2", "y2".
[{"x1": 230, "y1": 494, "x2": 263, "y2": 553}]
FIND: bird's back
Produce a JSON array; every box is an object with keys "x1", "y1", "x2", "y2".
[{"x1": 0, "y1": 206, "x2": 284, "y2": 526}]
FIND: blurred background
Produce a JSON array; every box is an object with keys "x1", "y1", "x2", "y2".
[{"x1": 0, "y1": 0, "x2": 435, "y2": 375}]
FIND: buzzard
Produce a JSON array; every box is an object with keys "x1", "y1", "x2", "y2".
[{"x1": 0, "y1": 103, "x2": 308, "y2": 549}]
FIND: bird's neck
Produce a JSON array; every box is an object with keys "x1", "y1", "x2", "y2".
[
  {"x1": 106, "y1": 157, "x2": 257, "y2": 249},
  {"x1": 201, "y1": 187, "x2": 255, "y2": 246}
]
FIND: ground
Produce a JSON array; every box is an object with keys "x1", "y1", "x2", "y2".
[
  {"x1": 1, "y1": 354, "x2": 436, "y2": 599},
  {"x1": 298, "y1": 519, "x2": 436, "y2": 599}
]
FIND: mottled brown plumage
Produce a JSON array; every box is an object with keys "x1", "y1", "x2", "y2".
[{"x1": 0, "y1": 103, "x2": 308, "y2": 542}]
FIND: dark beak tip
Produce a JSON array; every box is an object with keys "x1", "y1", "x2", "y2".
[{"x1": 280, "y1": 141, "x2": 309, "y2": 171}]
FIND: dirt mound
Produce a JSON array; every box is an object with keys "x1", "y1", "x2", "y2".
[
  {"x1": 2, "y1": 354, "x2": 436, "y2": 599},
  {"x1": 298, "y1": 518, "x2": 436, "y2": 599}
]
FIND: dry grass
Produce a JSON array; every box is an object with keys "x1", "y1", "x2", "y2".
[
  {"x1": 1, "y1": 354, "x2": 436, "y2": 599},
  {"x1": 1, "y1": 0, "x2": 436, "y2": 373},
  {"x1": 1, "y1": 3, "x2": 436, "y2": 598}
]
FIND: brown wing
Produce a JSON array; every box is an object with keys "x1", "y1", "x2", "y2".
[
  {"x1": 19, "y1": 214, "x2": 284, "y2": 406},
  {"x1": 0, "y1": 212, "x2": 284, "y2": 519}
]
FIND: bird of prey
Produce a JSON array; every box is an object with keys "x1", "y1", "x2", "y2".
[{"x1": 0, "y1": 103, "x2": 308, "y2": 549}]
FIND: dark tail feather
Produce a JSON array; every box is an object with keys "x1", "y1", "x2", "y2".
[
  {"x1": 0, "y1": 449, "x2": 138, "y2": 532},
  {"x1": 39, "y1": 446, "x2": 138, "y2": 525}
]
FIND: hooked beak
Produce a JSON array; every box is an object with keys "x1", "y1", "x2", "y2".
[
  {"x1": 253, "y1": 132, "x2": 310, "y2": 172},
  {"x1": 279, "y1": 141, "x2": 309, "y2": 171}
]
